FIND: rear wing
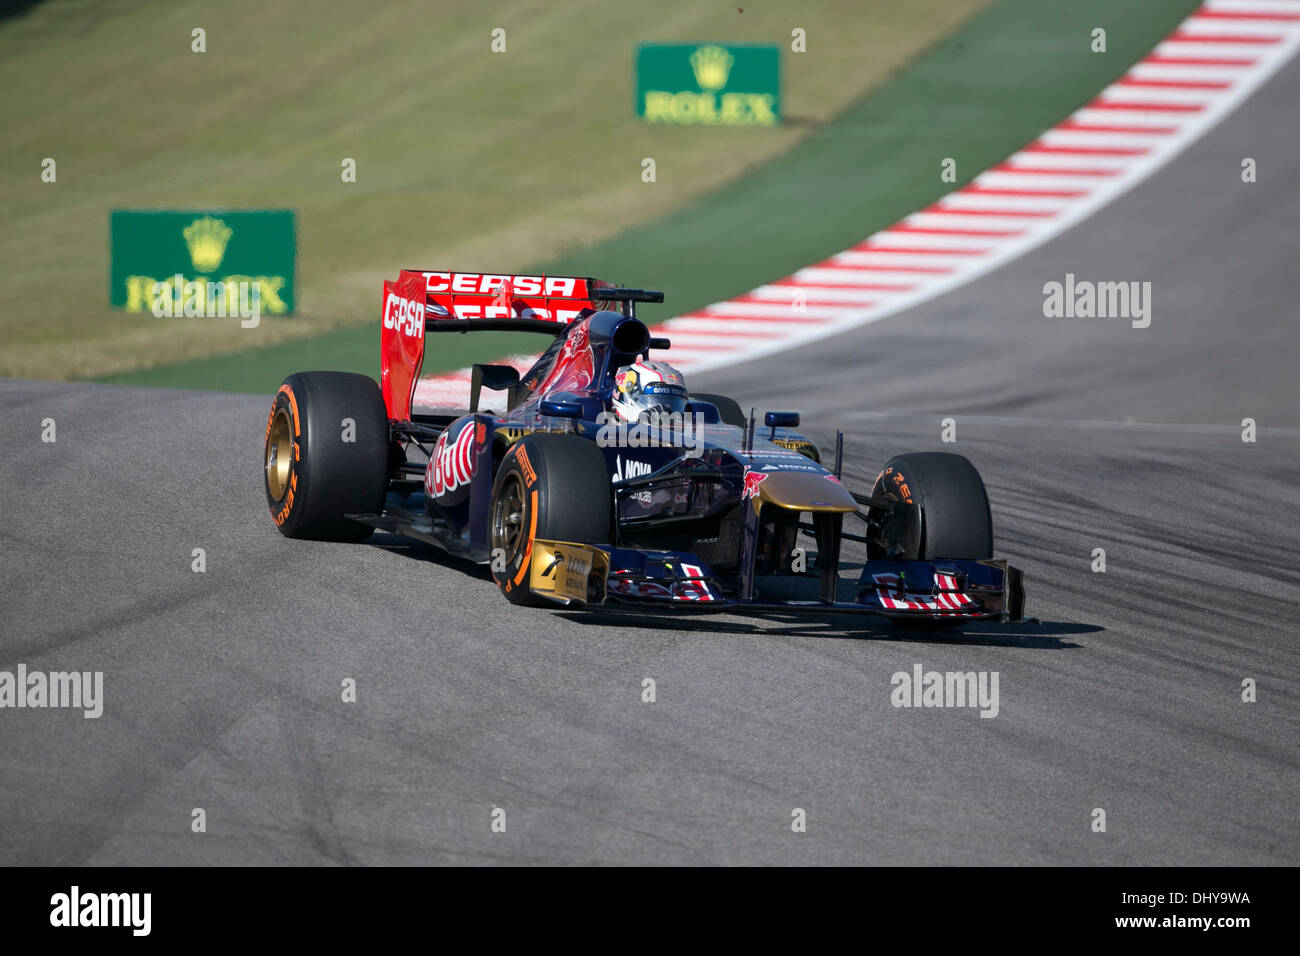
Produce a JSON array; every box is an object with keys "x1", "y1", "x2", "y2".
[
  {"x1": 379, "y1": 270, "x2": 591, "y2": 419},
  {"x1": 380, "y1": 270, "x2": 663, "y2": 418}
]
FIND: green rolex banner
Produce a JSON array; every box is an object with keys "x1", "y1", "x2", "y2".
[
  {"x1": 109, "y1": 210, "x2": 296, "y2": 315},
  {"x1": 636, "y1": 43, "x2": 780, "y2": 127}
]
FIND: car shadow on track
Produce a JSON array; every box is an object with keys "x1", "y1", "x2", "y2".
[
  {"x1": 367, "y1": 533, "x2": 498, "y2": 581},
  {"x1": 552, "y1": 610, "x2": 1097, "y2": 650},
  {"x1": 368, "y1": 533, "x2": 1096, "y2": 649}
]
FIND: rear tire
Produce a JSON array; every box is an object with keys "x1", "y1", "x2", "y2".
[
  {"x1": 691, "y1": 392, "x2": 747, "y2": 429},
  {"x1": 264, "y1": 371, "x2": 389, "y2": 542},
  {"x1": 490, "y1": 434, "x2": 613, "y2": 605},
  {"x1": 865, "y1": 452, "x2": 993, "y2": 629}
]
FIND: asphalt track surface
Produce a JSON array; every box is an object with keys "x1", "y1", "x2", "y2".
[{"x1": 3, "y1": 61, "x2": 1298, "y2": 867}]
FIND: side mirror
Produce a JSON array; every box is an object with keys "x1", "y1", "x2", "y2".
[
  {"x1": 539, "y1": 399, "x2": 583, "y2": 419},
  {"x1": 765, "y1": 411, "x2": 799, "y2": 441},
  {"x1": 764, "y1": 411, "x2": 800, "y2": 428}
]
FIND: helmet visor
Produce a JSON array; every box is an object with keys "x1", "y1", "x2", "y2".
[{"x1": 636, "y1": 383, "x2": 689, "y2": 419}]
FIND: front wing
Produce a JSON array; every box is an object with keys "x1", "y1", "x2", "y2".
[{"x1": 529, "y1": 539, "x2": 1026, "y2": 623}]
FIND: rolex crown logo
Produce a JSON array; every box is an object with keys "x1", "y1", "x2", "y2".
[
  {"x1": 182, "y1": 216, "x2": 233, "y2": 273},
  {"x1": 690, "y1": 44, "x2": 733, "y2": 92}
]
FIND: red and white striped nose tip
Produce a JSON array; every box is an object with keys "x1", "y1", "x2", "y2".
[
  {"x1": 413, "y1": 0, "x2": 1300, "y2": 404},
  {"x1": 871, "y1": 572, "x2": 976, "y2": 615}
]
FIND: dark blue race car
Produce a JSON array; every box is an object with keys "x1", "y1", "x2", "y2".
[{"x1": 262, "y1": 270, "x2": 1025, "y2": 627}]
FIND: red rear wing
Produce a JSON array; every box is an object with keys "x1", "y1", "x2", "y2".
[{"x1": 380, "y1": 270, "x2": 609, "y2": 418}]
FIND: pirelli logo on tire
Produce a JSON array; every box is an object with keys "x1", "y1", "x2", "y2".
[
  {"x1": 516, "y1": 444, "x2": 538, "y2": 487},
  {"x1": 530, "y1": 540, "x2": 609, "y2": 605}
]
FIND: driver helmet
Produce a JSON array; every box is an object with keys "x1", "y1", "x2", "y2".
[{"x1": 611, "y1": 359, "x2": 689, "y2": 423}]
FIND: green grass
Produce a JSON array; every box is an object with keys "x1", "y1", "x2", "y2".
[
  {"x1": 100, "y1": 0, "x2": 1199, "y2": 394},
  {"x1": 0, "y1": 0, "x2": 988, "y2": 381}
]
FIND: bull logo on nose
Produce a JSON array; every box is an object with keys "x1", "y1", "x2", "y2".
[{"x1": 741, "y1": 469, "x2": 767, "y2": 502}]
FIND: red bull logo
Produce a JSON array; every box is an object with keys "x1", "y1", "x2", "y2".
[
  {"x1": 741, "y1": 469, "x2": 768, "y2": 502},
  {"x1": 427, "y1": 423, "x2": 479, "y2": 500},
  {"x1": 535, "y1": 321, "x2": 594, "y2": 395},
  {"x1": 561, "y1": 322, "x2": 589, "y2": 360}
]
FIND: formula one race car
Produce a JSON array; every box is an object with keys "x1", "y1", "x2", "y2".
[{"x1": 262, "y1": 270, "x2": 1025, "y2": 627}]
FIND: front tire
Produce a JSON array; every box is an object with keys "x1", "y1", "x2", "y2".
[
  {"x1": 865, "y1": 452, "x2": 993, "y2": 629},
  {"x1": 490, "y1": 434, "x2": 613, "y2": 605},
  {"x1": 866, "y1": 452, "x2": 993, "y2": 561},
  {"x1": 264, "y1": 371, "x2": 389, "y2": 541}
]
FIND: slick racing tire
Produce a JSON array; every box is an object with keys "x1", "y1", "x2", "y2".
[
  {"x1": 264, "y1": 371, "x2": 389, "y2": 542},
  {"x1": 865, "y1": 453, "x2": 993, "y2": 629},
  {"x1": 490, "y1": 434, "x2": 613, "y2": 606},
  {"x1": 691, "y1": 392, "x2": 747, "y2": 429}
]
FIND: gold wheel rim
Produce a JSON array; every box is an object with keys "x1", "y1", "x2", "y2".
[
  {"x1": 491, "y1": 472, "x2": 527, "y2": 570},
  {"x1": 266, "y1": 408, "x2": 293, "y2": 500}
]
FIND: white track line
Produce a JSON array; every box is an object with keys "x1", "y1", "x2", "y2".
[
  {"x1": 414, "y1": 3, "x2": 1300, "y2": 409},
  {"x1": 840, "y1": 411, "x2": 1300, "y2": 437}
]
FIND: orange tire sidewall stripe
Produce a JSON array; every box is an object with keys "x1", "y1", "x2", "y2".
[
  {"x1": 513, "y1": 489, "x2": 538, "y2": 586},
  {"x1": 276, "y1": 384, "x2": 301, "y2": 436},
  {"x1": 269, "y1": 384, "x2": 302, "y2": 524}
]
